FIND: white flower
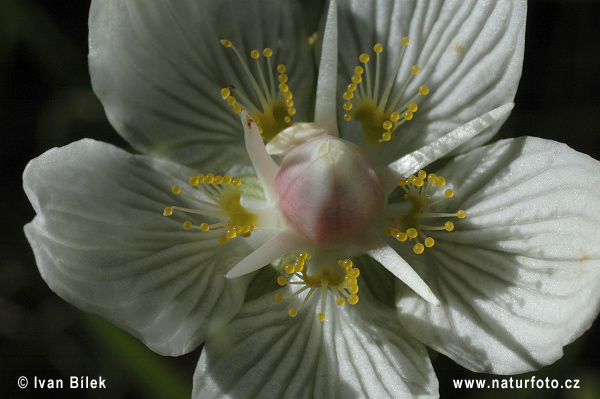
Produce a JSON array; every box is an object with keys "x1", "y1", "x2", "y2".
[{"x1": 23, "y1": 1, "x2": 600, "y2": 398}]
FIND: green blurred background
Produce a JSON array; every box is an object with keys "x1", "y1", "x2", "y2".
[{"x1": 1, "y1": 0, "x2": 599, "y2": 398}]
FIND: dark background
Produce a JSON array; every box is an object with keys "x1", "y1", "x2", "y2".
[{"x1": 1, "y1": 0, "x2": 599, "y2": 398}]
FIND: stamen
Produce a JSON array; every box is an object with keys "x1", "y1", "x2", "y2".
[
  {"x1": 342, "y1": 38, "x2": 429, "y2": 145},
  {"x1": 274, "y1": 253, "x2": 360, "y2": 322},
  {"x1": 164, "y1": 174, "x2": 258, "y2": 245},
  {"x1": 385, "y1": 170, "x2": 465, "y2": 254},
  {"x1": 220, "y1": 40, "x2": 296, "y2": 141}
]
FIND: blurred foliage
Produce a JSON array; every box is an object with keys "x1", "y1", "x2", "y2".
[{"x1": 1, "y1": 0, "x2": 599, "y2": 398}]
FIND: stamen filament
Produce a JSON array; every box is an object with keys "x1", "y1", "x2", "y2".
[{"x1": 224, "y1": 43, "x2": 269, "y2": 108}]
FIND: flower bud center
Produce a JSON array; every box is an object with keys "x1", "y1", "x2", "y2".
[{"x1": 275, "y1": 135, "x2": 384, "y2": 245}]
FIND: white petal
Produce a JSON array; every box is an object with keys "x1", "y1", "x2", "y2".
[
  {"x1": 314, "y1": 0, "x2": 339, "y2": 136},
  {"x1": 337, "y1": 0, "x2": 526, "y2": 164},
  {"x1": 89, "y1": 0, "x2": 315, "y2": 169},
  {"x1": 23, "y1": 139, "x2": 251, "y2": 356},
  {"x1": 193, "y1": 286, "x2": 438, "y2": 398},
  {"x1": 379, "y1": 102, "x2": 514, "y2": 195},
  {"x1": 396, "y1": 137, "x2": 600, "y2": 374},
  {"x1": 362, "y1": 237, "x2": 439, "y2": 307}
]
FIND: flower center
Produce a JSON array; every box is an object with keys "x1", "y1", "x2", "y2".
[
  {"x1": 342, "y1": 38, "x2": 429, "y2": 144},
  {"x1": 275, "y1": 135, "x2": 384, "y2": 245},
  {"x1": 163, "y1": 173, "x2": 258, "y2": 245},
  {"x1": 219, "y1": 40, "x2": 296, "y2": 141},
  {"x1": 385, "y1": 170, "x2": 466, "y2": 254},
  {"x1": 274, "y1": 252, "x2": 360, "y2": 322}
]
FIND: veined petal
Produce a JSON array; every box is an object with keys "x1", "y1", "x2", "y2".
[
  {"x1": 193, "y1": 286, "x2": 438, "y2": 398},
  {"x1": 337, "y1": 0, "x2": 525, "y2": 164},
  {"x1": 396, "y1": 137, "x2": 600, "y2": 373},
  {"x1": 89, "y1": 0, "x2": 315, "y2": 170},
  {"x1": 23, "y1": 139, "x2": 252, "y2": 356}
]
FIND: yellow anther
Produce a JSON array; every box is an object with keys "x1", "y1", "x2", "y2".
[
  {"x1": 394, "y1": 231, "x2": 408, "y2": 242},
  {"x1": 354, "y1": 66, "x2": 364, "y2": 75},
  {"x1": 200, "y1": 223, "x2": 210, "y2": 232},
  {"x1": 351, "y1": 75, "x2": 362, "y2": 84},
  {"x1": 390, "y1": 112, "x2": 400, "y2": 122},
  {"x1": 285, "y1": 99, "x2": 294, "y2": 107},
  {"x1": 284, "y1": 91, "x2": 293, "y2": 100},
  {"x1": 382, "y1": 120, "x2": 393, "y2": 130},
  {"x1": 226, "y1": 96, "x2": 236, "y2": 105},
  {"x1": 277, "y1": 276, "x2": 287, "y2": 286},
  {"x1": 220, "y1": 39, "x2": 232, "y2": 48},
  {"x1": 413, "y1": 177, "x2": 424, "y2": 187},
  {"x1": 285, "y1": 264, "x2": 295, "y2": 274},
  {"x1": 189, "y1": 176, "x2": 199, "y2": 186},
  {"x1": 317, "y1": 313, "x2": 326, "y2": 322},
  {"x1": 344, "y1": 114, "x2": 352, "y2": 121},
  {"x1": 457, "y1": 210, "x2": 466, "y2": 219},
  {"x1": 402, "y1": 36, "x2": 409, "y2": 46},
  {"x1": 278, "y1": 83, "x2": 289, "y2": 92},
  {"x1": 163, "y1": 207, "x2": 173, "y2": 216},
  {"x1": 424, "y1": 237, "x2": 435, "y2": 248},
  {"x1": 233, "y1": 104, "x2": 242, "y2": 113},
  {"x1": 336, "y1": 297, "x2": 345, "y2": 306},
  {"x1": 223, "y1": 175, "x2": 232, "y2": 184},
  {"x1": 343, "y1": 91, "x2": 354, "y2": 100},
  {"x1": 347, "y1": 83, "x2": 357, "y2": 92},
  {"x1": 263, "y1": 48, "x2": 273, "y2": 57},
  {"x1": 288, "y1": 308, "x2": 298, "y2": 317},
  {"x1": 250, "y1": 49, "x2": 260, "y2": 59},
  {"x1": 374, "y1": 43, "x2": 383, "y2": 53},
  {"x1": 398, "y1": 179, "x2": 407, "y2": 187},
  {"x1": 205, "y1": 173, "x2": 215, "y2": 184},
  {"x1": 435, "y1": 176, "x2": 446, "y2": 186},
  {"x1": 359, "y1": 53, "x2": 370, "y2": 63},
  {"x1": 343, "y1": 102, "x2": 353, "y2": 111},
  {"x1": 408, "y1": 102, "x2": 418, "y2": 112},
  {"x1": 444, "y1": 189, "x2": 454, "y2": 198},
  {"x1": 419, "y1": 85, "x2": 429, "y2": 95},
  {"x1": 381, "y1": 132, "x2": 392, "y2": 142},
  {"x1": 232, "y1": 179, "x2": 241, "y2": 186},
  {"x1": 411, "y1": 65, "x2": 420, "y2": 74},
  {"x1": 277, "y1": 64, "x2": 286, "y2": 73},
  {"x1": 288, "y1": 108, "x2": 296, "y2": 116},
  {"x1": 171, "y1": 185, "x2": 181, "y2": 194},
  {"x1": 274, "y1": 292, "x2": 284, "y2": 302},
  {"x1": 418, "y1": 170, "x2": 427, "y2": 180},
  {"x1": 284, "y1": 116, "x2": 291, "y2": 123},
  {"x1": 278, "y1": 74, "x2": 288, "y2": 83},
  {"x1": 404, "y1": 111, "x2": 414, "y2": 121},
  {"x1": 220, "y1": 88, "x2": 231, "y2": 98},
  {"x1": 218, "y1": 236, "x2": 228, "y2": 245},
  {"x1": 413, "y1": 243, "x2": 425, "y2": 254},
  {"x1": 407, "y1": 228, "x2": 418, "y2": 239},
  {"x1": 183, "y1": 221, "x2": 192, "y2": 230},
  {"x1": 348, "y1": 285, "x2": 359, "y2": 294},
  {"x1": 348, "y1": 295, "x2": 359, "y2": 305},
  {"x1": 445, "y1": 221, "x2": 454, "y2": 231},
  {"x1": 226, "y1": 229, "x2": 237, "y2": 239}
]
